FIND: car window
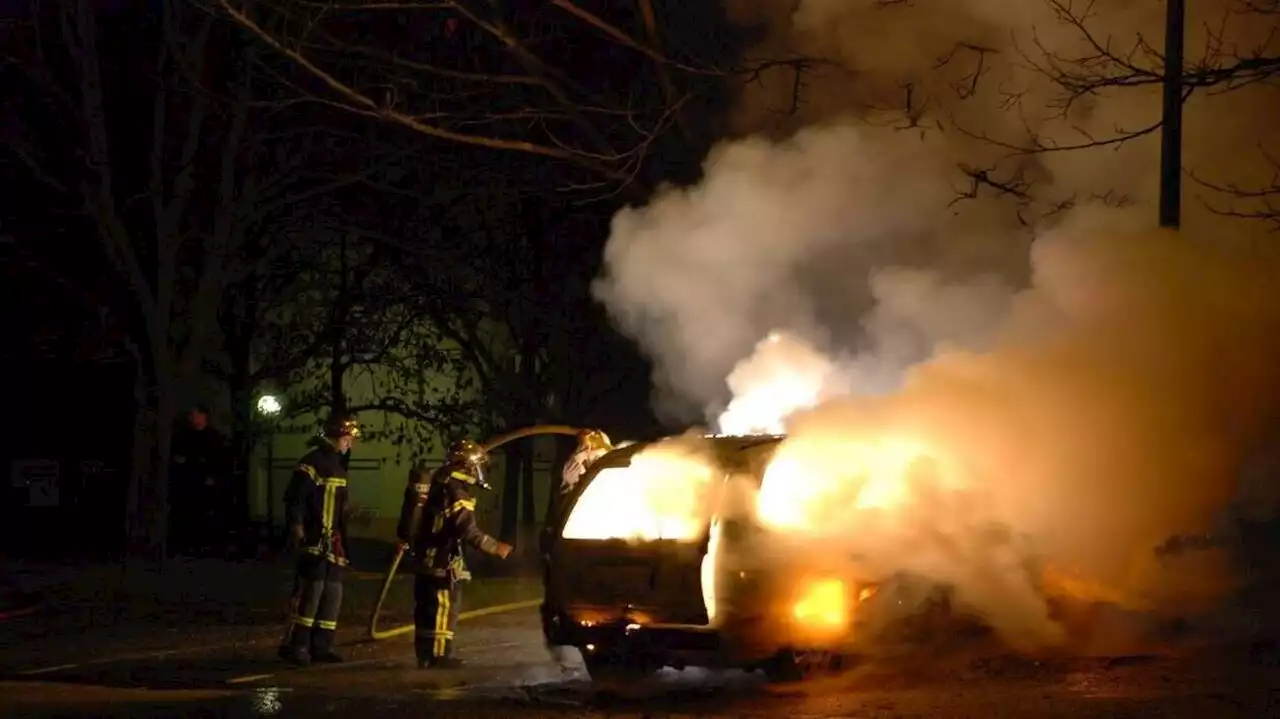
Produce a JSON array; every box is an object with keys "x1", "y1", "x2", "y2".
[{"x1": 561, "y1": 466, "x2": 712, "y2": 541}]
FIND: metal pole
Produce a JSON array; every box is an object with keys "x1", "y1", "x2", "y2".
[
  {"x1": 1159, "y1": 0, "x2": 1185, "y2": 228},
  {"x1": 266, "y1": 428, "x2": 275, "y2": 535}
]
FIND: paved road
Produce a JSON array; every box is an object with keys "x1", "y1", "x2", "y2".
[{"x1": 3, "y1": 603, "x2": 1280, "y2": 719}]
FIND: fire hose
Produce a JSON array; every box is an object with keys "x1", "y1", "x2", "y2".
[{"x1": 367, "y1": 425, "x2": 588, "y2": 640}]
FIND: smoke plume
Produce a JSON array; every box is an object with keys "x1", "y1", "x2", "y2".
[
  {"x1": 592, "y1": 0, "x2": 1280, "y2": 649},
  {"x1": 756, "y1": 213, "x2": 1280, "y2": 648}
]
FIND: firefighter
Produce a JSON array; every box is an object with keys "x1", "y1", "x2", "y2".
[
  {"x1": 539, "y1": 429, "x2": 613, "y2": 668},
  {"x1": 539, "y1": 429, "x2": 612, "y2": 560},
  {"x1": 541, "y1": 429, "x2": 613, "y2": 552},
  {"x1": 278, "y1": 412, "x2": 360, "y2": 666},
  {"x1": 397, "y1": 439, "x2": 513, "y2": 669},
  {"x1": 559, "y1": 429, "x2": 612, "y2": 496}
]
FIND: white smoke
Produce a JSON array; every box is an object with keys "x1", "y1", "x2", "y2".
[
  {"x1": 595, "y1": 122, "x2": 1021, "y2": 421},
  {"x1": 591, "y1": 0, "x2": 1280, "y2": 650}
]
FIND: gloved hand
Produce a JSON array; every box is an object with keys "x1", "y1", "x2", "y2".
[{"x1": 495, "y1": 542, "x2": 514, "y2": 559}]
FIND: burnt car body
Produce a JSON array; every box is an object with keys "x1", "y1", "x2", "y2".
[{"x1": 542, "y1": 434, "x2": 877, "y2": 681}]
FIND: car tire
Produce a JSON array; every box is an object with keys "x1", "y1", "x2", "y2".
[
  {"x1": 762, "y1": 650, "x2": 851, "y2": 682},
  {"x1": 582, "y1": 651, "x2": 656, "y2": 683},
  {"x1": 762, "y1": 652, "x2": 808, "y2": 683}
]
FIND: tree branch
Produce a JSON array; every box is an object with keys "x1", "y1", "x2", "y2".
[{"x1": 216, "y1": 0, "x2": 629, "y2": 180}]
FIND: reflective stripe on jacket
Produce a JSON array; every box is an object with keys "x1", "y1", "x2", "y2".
[
  {"x1": 397, "y1": 463, "x2": 501, "y2": 579},
  {"x1": 284, "y1": 440, "x2": 351, "y2": 566}
]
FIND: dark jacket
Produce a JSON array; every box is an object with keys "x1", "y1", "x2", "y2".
[
  {"x1": 397, "y1": 462, "x2": 502, "y2": 581},
  {"x1": 284, "y1": 439, "x2": 350, "y2": 567},
  {"x1": 172, "y1": 425, "x2": 229, "y2": 481}
]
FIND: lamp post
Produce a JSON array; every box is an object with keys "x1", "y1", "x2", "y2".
[{"x1": 257, "y1": 394, "x2": 282, "y2": 534}]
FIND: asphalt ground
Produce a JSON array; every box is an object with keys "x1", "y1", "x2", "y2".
[
  {"x1": 2, "y1": 555, "x2": 1279, "y2": 718},
  {"x1": 4, "y1": 603, "x2": 1280, "y2": 718}
]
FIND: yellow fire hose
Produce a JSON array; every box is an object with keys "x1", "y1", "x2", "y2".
[{"x1": 366, "y1": 425, "x2": 588, "y2": 641}]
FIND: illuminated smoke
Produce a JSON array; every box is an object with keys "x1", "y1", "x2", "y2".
[
  {"x1": 753, "y1": 214, "x2": 1280, "y2": 648},
  {"x1": 717, "y1": 332, "x2": 843, "y2": 435},
  {"x1": 592, "y1": 0, "x2": 1280, "y2": 650}
]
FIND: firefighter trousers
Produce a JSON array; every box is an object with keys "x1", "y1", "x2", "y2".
[
  {"x1": 413, "y1": 575, "x2": 463, "y2": 661},
  {"x1": 284, "y1": 555, "x2": 345, "y2": 655}
]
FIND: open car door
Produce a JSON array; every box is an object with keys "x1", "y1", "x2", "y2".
[{"x1": 548, "y1": 448, "x2": 712, "y2": 627}]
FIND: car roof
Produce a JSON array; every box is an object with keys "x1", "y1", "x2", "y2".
[{"x1": 594, "y1": 433, "x2": 785, "y2": 469}]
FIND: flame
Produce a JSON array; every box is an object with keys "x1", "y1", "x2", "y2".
[
  {"x1": 757, "y1": 434, "x2": 946, "y2": 533},
  {"x1": 793, "y1": 578, "x2": 849, "y2": 628},
  {"x1": 561, "y1": 442, "x2": 717, "y2": 541},
  {"x1": 701, "y1": 519, "x2": 723, "y2": 624}
]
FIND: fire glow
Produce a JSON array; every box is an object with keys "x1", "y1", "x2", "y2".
[
  {"x1": 757, "y1": 434, "x2": 946, "y2": 533},
  {"x1": 793, "y1": 579, "x2": 849, "y2": 630},
  {"x1": 561, "y1": 442, "x2": 716, "y2": 542}
]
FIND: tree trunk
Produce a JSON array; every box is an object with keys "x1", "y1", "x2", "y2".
[
  {"x1": 124, "y1": 365, "x2": 176, "y2": 564},
  {"x1": 501, "y1": 444, "x2": 521, "y2": 543},
  {"x1": 228, "y1": 353, "x2": 255, "y2": 533},
  {"x1": 545, "y1": 434, "x2": 574, "y2": 528},
  {"x1": 329, "y1": 233, "x2": 350, "y2": 415},
  {"x1": 228, "y1": 374, "x2": 254, "y2": 480},
  {"x1": 125, "y1": 359, "x2": 152, "y2": 559},
  {"x1": 226, "y1": 281, "x2": 258, "y2": 485},
  {"x1": 517, "y1": 297, "x2": 540, "y2": 529},
  {"x1": 520, "y1": 441, "x2": 536, "y2": 527},
  {"x1": 149, "y1": 376, "x2": 176, "y2": 560}
]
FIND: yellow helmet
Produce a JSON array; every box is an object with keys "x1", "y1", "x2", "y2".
[
  {"x1": 323, "y1": 412, "x2": 361, "y2": 439},
  {"x1": 445, "y1": 438, "x2": 492, "y2": 490},
  {"x1": 577, "y1": 429, "x2": 612, "y2": 454},
  {"x1": 447, "y1": 439, "x2": 488, "y2": 468}
]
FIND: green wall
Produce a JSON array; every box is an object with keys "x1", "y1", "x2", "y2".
[
  {"x1": 248, "y1": 413, "x2": 561, "y2": 544},
  {"x1": 244, "y1": 315, "x2": 563, "y2": 543}
]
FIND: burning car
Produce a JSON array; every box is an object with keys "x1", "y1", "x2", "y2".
[{"x1": 542, "y1": 433, "x2": 879, "y2": 682}]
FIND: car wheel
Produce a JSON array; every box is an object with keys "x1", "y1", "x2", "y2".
[
  {"x1": 762, "y1": 651, "x2": 808, "y2": 682},
  {"x1": 582, "y1": 651, "x2": 656, "y2": 683},
  {"x1": 762, "y1": 650, "x2": 850, "y2": 682}
]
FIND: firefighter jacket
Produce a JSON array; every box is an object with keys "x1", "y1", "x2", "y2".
[
  {"x1": 284, "y1": 439, "x2": 350, "y2": 567},
  {"x1": 397, "y1": 463, "x2": 502, "y2": 582}
]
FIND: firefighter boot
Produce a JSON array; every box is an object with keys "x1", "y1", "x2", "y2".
[
  {"x1": 420, "y1": 640, "x2": 465, "y2": 669},
  {"x1": 278, "y1": 639, "x2": 312, "y2": 667},
  {"x1": 310, "y1": 628, "x2": 344, "y2": 664},
  {"x1": 279, "y1": 619, "x2": 314, "y2": 666},
  {"x1": 278, "y1": 644, "x2": 311, "y2": 666}
]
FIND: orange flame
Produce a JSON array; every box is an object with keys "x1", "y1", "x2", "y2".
[
  {"x1": 793, "y1": 578, "x2": 849, "y2": 629},
  {"x1": 561, "y1": 442, "x2": 717, "y2": 542}
]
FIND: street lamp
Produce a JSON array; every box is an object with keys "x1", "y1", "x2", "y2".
[
  {"x1": 257, "y1": 394, "x2": 282, "y2": 417},
  {"x1": 257, "y1": 394, "x2": 283, "y2": 535}
]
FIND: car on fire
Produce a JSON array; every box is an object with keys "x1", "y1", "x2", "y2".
[{"x1": 542, "y1": 434, "x2": 882, "y2": 682}]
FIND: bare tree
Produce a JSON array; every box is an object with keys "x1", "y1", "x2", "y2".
[
  {"x1": 212, "y1": 0, "x2": 817, "y2": 194},
  {"x1": 2, "y1": 0, "x2": 393, "y2": 557},
  {"x1": 1192, "y1": 158, "x2": 1280, "y2": 229},
  {"x1": 951, "y1": 0, "x2": 1279, "y2": 221}
]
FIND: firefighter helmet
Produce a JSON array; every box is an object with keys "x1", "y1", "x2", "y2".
[
  {"x1": 445, "y1": 438, "x2": 491, "y2": 490},
  {"x1": 576, "y1": 429, "x2": 612, "y2": 454},
  {"x1": 323, "y1": 412, "x2": 361, "y2": 439}
]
